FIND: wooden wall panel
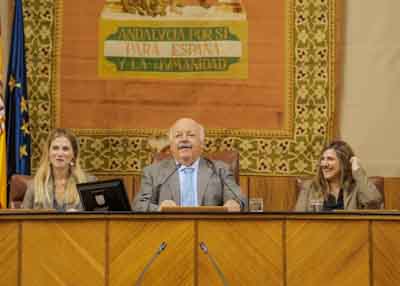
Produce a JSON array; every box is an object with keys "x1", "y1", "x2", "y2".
[
  {"x1": 249, "y1": 176, "x2": 297, "y2": 211},
  {"x1": 0, "y1": 222, "x2": 18, "y2": 286},
  {"x1": 286, "y1": 221, "x2": 370, "y2": 286},
  {"x1": 198, "y1": 220, "x2": 283, "y2": 286},
  {"x1": 109, "y1": 220, "x2": 195, "y2": 286},
  {"x1": 22, "y1": 220, "x2": 105, "y2": 286},
  {"x1": 383, "y1": 178, "x2": 400, "y2": 210},
  {"x1": 372, "y1": 221, "x2": 400, "y2": 286}
]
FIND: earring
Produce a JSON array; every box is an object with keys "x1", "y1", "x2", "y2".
[{"x1": 69, "y1": 161, "x2": 75, "y2": 167}]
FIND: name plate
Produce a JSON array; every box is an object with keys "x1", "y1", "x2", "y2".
[{"x1": 98, "y1": 6, "x2": 248, "y2": 79}]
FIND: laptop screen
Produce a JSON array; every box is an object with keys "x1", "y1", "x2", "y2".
[{"x1": 77, "y1": 179, "x2": 131, "y2": 211}]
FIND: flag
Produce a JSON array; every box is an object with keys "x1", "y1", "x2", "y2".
[
  {"x1": 5, "y1": 0, "x2": 31, "y2": 190},
  {"x1": 0, "y1": 17, "x2": 7, "y2": 208}
]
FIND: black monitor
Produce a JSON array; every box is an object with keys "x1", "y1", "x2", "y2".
[{"x1": 77, "y1": 179, "x2": 131, "y2": 211}]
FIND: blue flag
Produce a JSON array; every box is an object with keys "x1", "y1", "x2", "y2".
[{"x1": 5, "y1": 0, "x2": 31, "y2": 178}]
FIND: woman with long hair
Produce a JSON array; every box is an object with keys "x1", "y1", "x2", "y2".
[
  {"x1": 295, "y1": 140, "x2": 382, "y2": 211},
  {"x1": 23, "y1": 128, "x2": 95, "y2": 210}
]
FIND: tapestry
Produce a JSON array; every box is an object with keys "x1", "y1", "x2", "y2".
[{"x1": 25, "y1": 0, "x2": 339, "y2": 176}]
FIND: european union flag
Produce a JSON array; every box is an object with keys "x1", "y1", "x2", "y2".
[{"x1": 5, "y1": 0, "x2": 31, "y2": 179}]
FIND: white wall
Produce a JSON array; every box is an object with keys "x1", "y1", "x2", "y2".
[{"x1": 340, "y1": 0, "x2": 400, "y2": 176}]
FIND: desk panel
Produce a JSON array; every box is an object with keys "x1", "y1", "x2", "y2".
[
  {"x1": 109, "y1": 220, "x2": 195, "y2": 286},
  {"x1": 286, "y1": 220, "x2": 370, "y2": 286},
  {"x1": 0, "y1": 222, "x2": 19, "y2": 286},
  {"x1": 22, "y1": 220, "x2": 105, "y2": 286},
  {"x1": 198, "y1": 220, "x2": 284, "y2": 286},
  {"x1": 372, "y1": 221, "x2": 400, "y2": 286}
]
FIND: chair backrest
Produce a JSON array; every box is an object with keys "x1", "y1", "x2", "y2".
[
  {"x1": 10, "y1": 174, "x2": 32, "y2": 208},
  {"x1": 152, "y1": 147, "x2": 240, "y2": 184},
  {"x1": 295, "y1": 176, "x2": 385, "y2": 209},
  {"x1": 206, "y1": 151, "x2": 240, "y2": 184},
  {"x1": 368, "y1": 176, "x2": 385, "y2": 209}
]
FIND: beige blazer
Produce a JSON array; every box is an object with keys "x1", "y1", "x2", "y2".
[
  {"x1": 295, "y1": 168, "x2": 383, "y2": 211},
  {"x1": 22, "y1": 174, "x2": 96, "y2": 211},
  {"x1": 132, "y1": 157, "x2": 245, "y2": 212}
]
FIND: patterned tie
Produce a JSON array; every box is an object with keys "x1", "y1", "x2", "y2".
[{"x1": 181, "y1": 167, "x2": 195, "y2": 206}]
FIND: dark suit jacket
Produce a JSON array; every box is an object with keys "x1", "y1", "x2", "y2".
[{"x1": 132, "y1": 157, "x2": 245, "y2": 212}]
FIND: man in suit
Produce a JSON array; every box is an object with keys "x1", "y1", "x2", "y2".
[{"x1": 132, "y1": 118, "x2": 245, "y2": 212}]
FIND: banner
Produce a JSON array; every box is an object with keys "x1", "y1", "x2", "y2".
[{"x1": 99, "y1": 3, "x2": 248, "y2": 79}]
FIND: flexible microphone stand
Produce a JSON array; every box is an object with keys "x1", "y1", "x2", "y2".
[
  {"x1": 146, "y1": 163, "x2": 181, "y2": 212},
  {"x1": 203, "y1": 157, "x2": 245, "y2": 209},
  {"x1": 134, "y1": 242, "x2": 167, "y2": 286},
  {"x1": 199, "y1": 242, "x2": 229, "y2": 286}
]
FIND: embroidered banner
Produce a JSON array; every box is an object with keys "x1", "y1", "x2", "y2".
[{"x1": 98, "y1": 4, "x2": 248, "y2": 78}]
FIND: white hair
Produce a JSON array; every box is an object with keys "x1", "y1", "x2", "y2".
[{"x1": 168, "y1": 118, "x2": 205, "y2": 143}]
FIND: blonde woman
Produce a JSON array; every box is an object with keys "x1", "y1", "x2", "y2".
[{"x1": 23, "y1": 128, "x2": 95, "y2": 211}]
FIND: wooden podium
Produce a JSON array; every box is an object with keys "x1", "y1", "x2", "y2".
[{"x1": 0, "y1": 211, "x2": 400, "y2": 286}]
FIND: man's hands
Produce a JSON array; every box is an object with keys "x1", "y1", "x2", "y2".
[
  {"x1": 158, "y1": 199, "x2": 241, "y2": 212},
  {"x1": 158, "y1": 200, "x2": 177, "y2": 211},
  {"x1": 224, "y1": 199, "x2": 241, "y2": 212}
]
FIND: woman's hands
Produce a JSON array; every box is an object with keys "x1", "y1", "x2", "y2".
[{"x1": 350, "y1": 156, "x2": 361, "y2": 172}]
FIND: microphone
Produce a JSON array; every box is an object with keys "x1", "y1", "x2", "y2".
[
  {"x1": 145, "y1": 163, "x2": 181, "y2": 211},
  {"x1": 203, "y1": 157, "x2": 245, "y2": 210},
  {"x1": 199, "y1": 242, "x2": 229, "y2": 286},
  {"x1": 134, "y1": 241, "x2": 167, "y2": 286}
]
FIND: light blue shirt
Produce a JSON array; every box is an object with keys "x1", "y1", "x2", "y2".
[{"x1": 178, "y1": 159, "x2": 200, "y2": 206}]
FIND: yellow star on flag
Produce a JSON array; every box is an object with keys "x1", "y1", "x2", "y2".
[
  {"x1": 20, "y1": 97, "x2": 28, "y2": 113},
  {"x1": 20, "y1": 120, "x2": 30, "y2": 135},
  {"x1": 19, "y1": 145, "x2": 28, "y2": 158},
  {"x1": 8, "y1": 75, "x2": 21, "y2": 92}
]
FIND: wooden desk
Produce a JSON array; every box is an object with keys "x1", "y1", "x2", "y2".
[{"x1": 0, "y1": 211, "x2": 399, "y2": 286}]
